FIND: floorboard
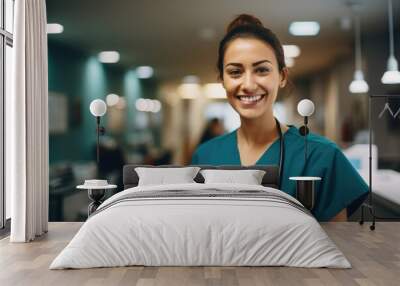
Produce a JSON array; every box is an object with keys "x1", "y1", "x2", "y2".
[{"x1": 0, "y1": 222, "x2": 399, "y2": 286}]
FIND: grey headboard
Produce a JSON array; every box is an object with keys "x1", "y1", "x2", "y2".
[{"x1": 123, "y1": 164, "x2": 279, "y2": 189}]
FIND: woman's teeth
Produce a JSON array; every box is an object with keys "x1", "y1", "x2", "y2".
[{"x1": 238, "y1": 95, "x2": 264, "y2": 103}]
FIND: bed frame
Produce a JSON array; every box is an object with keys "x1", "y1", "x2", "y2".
[{"x1": 123, "y1": 165, "x2": 279, "y2": 190}]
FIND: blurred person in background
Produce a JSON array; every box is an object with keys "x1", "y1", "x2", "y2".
[{"x1": 199, "y1": 117, "x2": 225, "y2": 144}]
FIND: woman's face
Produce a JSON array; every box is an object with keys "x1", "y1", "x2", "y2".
[{"x1": 222, "y1": 37, "x2": 287, "y2": 120}]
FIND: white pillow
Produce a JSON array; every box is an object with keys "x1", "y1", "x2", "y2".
[
  {"x1": 135, "y1": 167, "x2": 201, "y2": 186},
  {"x1": 200, "y1": 169, "x2": 266, "y2": 185}
]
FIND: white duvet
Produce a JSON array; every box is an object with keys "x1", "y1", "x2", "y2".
[{"x1": 50, "y1": 183, "x2": 351, "y2": 269}]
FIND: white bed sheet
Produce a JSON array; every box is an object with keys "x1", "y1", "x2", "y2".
[{"x1": 50, "y1": 183, "x2": 350, "y2": 269}]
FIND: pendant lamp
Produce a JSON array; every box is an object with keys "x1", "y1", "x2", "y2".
[
  {"x1": 349, "y1": 14, "x2": 369, "y2": 94},
  {"x1": 381, "y1": 0, "x2": 400, "y2": 84}
]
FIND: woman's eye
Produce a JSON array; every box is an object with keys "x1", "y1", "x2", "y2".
[
  {"x1": 255, "y1": 67, "x2": 270, "y2": 74},
  {"x1": 228, "y1": 70, "x2": 242, "y2": 77}
]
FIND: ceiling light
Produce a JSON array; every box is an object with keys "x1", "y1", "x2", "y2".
[
  {"x1": 182, "y1": 75, "x2": 200, "y2": 84},
  {"x1": 349, "y1": 14, "x2": 369, "y2": 94},
  {"x1": 106, "y1": 93, "x2": 120, "y2": 106},
  {"x1": 289, "y1": 21, "x2": 320, "y2": 36},
  {"x1": 98, "y1": 51, "x2": 120, "y2": 63},
  {"x1": 135, "y1": 98, "x2": 161, "y2": 112},
  {"x1": 284, "y1": 57, "x2": 295, "y2": 68},
  {"x1": 47, "y1": 23, "x2": 64, "y2": 34},
  {"x1": 178, "y1": 83, "x2": 201, "y2": 99},
  {"x1": 151, "y1": 100, "x2": 162, "y2": 113},
  {"x1": 349, "y1": 70, "x2": 369, "y2": 93},
  {"x1": 136, "y1": 66, "x2": 154, "y2": 79},
  {"x1": 381, "y1": 0, "x2": 400, "y2": 84},
  {"x1": 115, "y1": 97, "x2": 126, "y2": 110},
  {"x1": 135, "y1": 98, "x2": 148, "y2": 112},
  {"x1": 203, "y1": 83, "x2": 227, "y2": 99},
  {"x1": 382, "y1": 57, "x2": 400, "y2": 84},
  {"x1": 283, "y1": 45, "x2": 301, "y2": 58},
  {"x1": 147, "y1": 100, "x2": 162, "y2": 113}
]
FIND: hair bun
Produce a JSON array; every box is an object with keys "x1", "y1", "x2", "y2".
[{"x1": 226, "y1": 14, "x2": 264, "y2": 33}]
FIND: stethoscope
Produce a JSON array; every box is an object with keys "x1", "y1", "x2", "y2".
[
  {"x1": 275, "y1": 117, "x2": 285, "y2": 190},
  {"x1": 275, "y1": 117, "x2": 312, "y2": 190}
]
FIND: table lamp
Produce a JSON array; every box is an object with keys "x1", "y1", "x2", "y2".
[
  {"x1": 297, "y1": 99, "x2": 315, "y2": 161},
  {"x1": 290, "y1": 99, "x2": 321, "y2": 210},
  {"x1": 89, "y1": 99, "x2": 107, "y2": 164}
]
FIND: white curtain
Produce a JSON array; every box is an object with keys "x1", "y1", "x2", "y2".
[{"x1": 7, "y1": 0, "x2": 49, "y2": 242}]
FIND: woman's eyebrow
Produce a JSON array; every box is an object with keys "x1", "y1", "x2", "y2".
[
  {"x1": 253, "y1": 60, "x2": 271, "y2": 66},
  {"x1": 225, "y1": 63, "x2": 242, "y2": 68},
  {"x1": 225, "y1": 60, "x2": 271, "y2": 68}
]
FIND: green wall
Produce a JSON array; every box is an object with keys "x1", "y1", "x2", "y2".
[{"x1": 48, "y1": 40, "x2": 156, "y2": 164}]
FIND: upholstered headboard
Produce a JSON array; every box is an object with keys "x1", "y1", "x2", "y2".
[{"x1": 123, "y1": 165, "x2": 279, "y2": 189}]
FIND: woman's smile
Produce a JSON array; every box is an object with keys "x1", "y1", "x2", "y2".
[{"x1": 236, "y1": 94, "x2": 266, "y2": 107}]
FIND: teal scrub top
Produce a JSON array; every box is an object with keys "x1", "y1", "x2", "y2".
[{"x1": 191, "y1": 126, "x2": 368, "y2": 221}]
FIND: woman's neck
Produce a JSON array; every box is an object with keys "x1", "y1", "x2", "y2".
[{"x1": 238, "y1": 113, "x2": 287, "y2": 147}]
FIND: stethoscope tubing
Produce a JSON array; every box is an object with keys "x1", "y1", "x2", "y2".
[{"x1": 275, "y1": 117, "x2": 285, "y2": 190}]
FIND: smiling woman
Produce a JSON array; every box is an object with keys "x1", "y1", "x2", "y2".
[
  {"x1": 223, "y1": 36, "x2": 288, "y2": 167},
  {"x1": 216, "y1": 14, "x2": 289, "y2": 166},
  {"x1": 191, "y1": 14, "x2": 369, "y2": 222}
]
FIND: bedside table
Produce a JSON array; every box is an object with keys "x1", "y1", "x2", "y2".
[
  {"x1": 76, "y1": 184, "x2": 117, "y2": 216},
  {"x1": 289, "y1": 177, "x2": 321, "y2": 210}
]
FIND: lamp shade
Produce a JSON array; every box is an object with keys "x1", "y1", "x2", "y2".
[
  {"x1": 90, "y1": 99, "x2": 107, "y2": 117},
  {"x1": 297, "y1": 99, "x2": 315, "y2": 117},
  {"x1": 349, "y1": 70, "x2": 369, "y2": 93},
  {"x1": 381, "y1": 56, "x2": 400, "y2": 84}
]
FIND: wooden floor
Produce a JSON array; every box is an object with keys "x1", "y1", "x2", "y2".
[{"x1": 0, "y1": 222, "x2": 399, "y2": 286}]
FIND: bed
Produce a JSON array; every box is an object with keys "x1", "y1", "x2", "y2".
[{"x1": 50, "y1": 165, "x2": 350, "y2": 269}]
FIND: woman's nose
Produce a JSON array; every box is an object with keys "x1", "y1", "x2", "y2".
[{"x1": 241, "y1": 72, "x2": 257, "y2": 93}]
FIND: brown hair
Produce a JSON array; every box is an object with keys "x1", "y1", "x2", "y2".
[{"x1": 217, "y1": 14, "x2": 286, "y2": 79}]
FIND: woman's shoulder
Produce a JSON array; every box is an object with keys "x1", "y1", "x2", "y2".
[
  {"x1": 286, "y1": 125, "x2": 340, "y2": 152},
  {"x1": 286, "y1": 126, "x2": 358, "y2": 172}
]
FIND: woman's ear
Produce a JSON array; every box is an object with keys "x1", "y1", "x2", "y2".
[{"x1": 279, "y1": 68, "x2": 288, "y2": 88}]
